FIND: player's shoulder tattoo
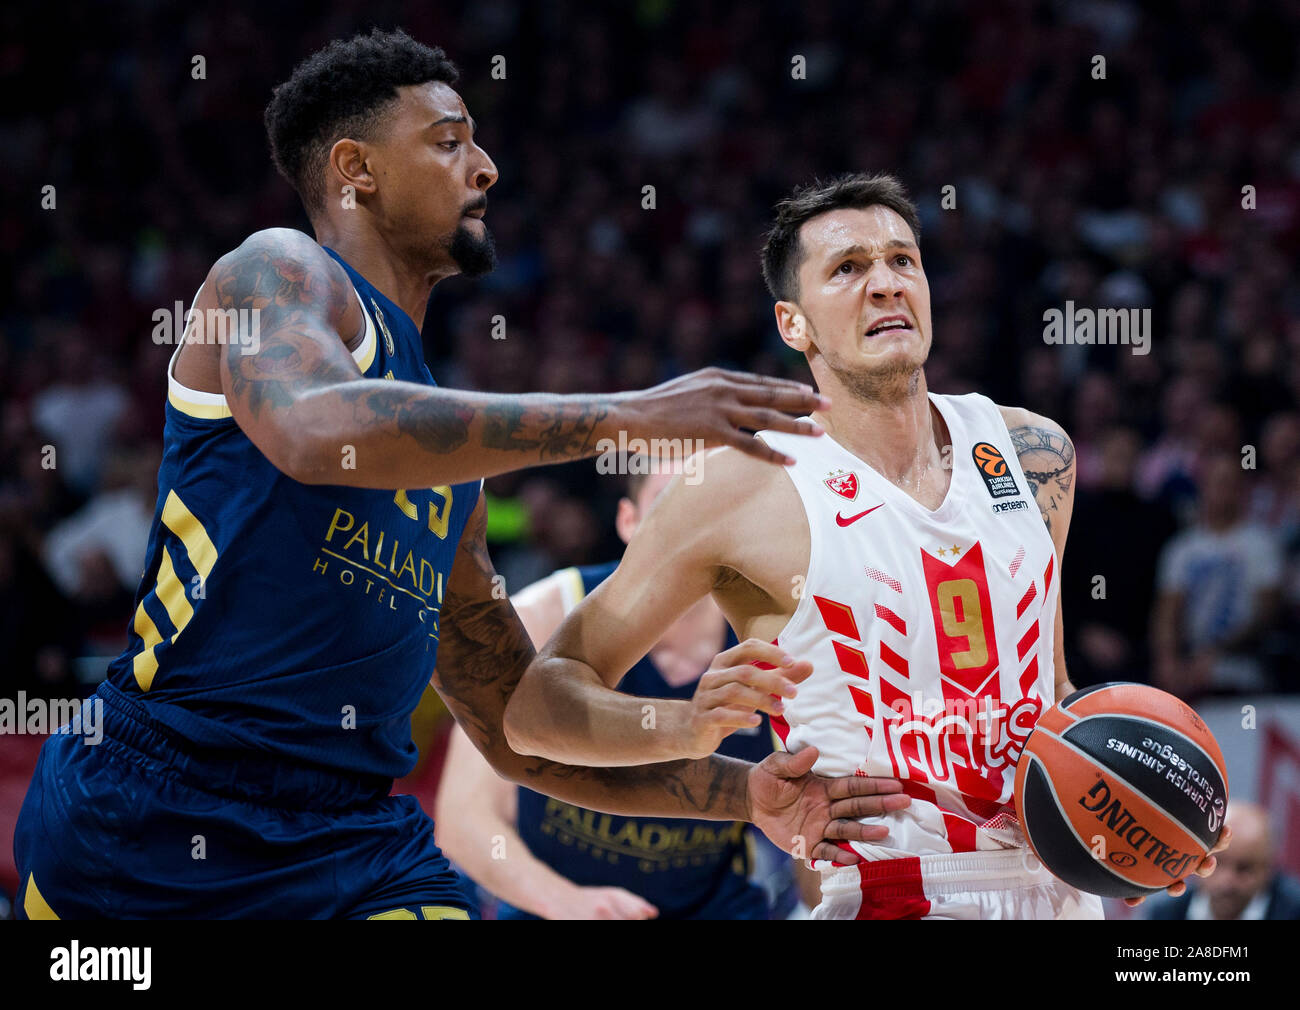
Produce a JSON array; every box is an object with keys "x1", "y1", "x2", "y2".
[
  {"x1": 212, "y1": 228, "x2": 348, "y2": 317},
  {"x1": 1003, "y1": 410, "x2": 1074, "y2": 535},
  {"x1": 210, "y1": 229, "x2": 355, "y2": 416}
]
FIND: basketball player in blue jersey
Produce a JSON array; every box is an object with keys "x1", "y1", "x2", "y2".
[
  {"x1": 13, "y1": 29, "x2": 906, "y2": 919},
  {"x1": 439, "y1": 465, "x2": 803, "y2": 919}
]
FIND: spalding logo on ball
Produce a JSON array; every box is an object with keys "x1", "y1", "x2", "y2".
[{"x1": 1012, "y1": 682, "x2": 1228, "y2": 899}]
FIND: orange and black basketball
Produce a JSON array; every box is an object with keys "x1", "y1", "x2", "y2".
[{"x1": 1012, "y1": 682, "x2": 1228, "y2": 899}]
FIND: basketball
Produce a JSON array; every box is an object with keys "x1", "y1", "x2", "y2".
[{"x1": 1013, "y1": 683, "x2": 1229, "y2": 899}]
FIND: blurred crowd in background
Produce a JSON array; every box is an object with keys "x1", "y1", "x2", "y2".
[{"x1": 2, "y1": 0, "x2": 1298, "y2": 711}]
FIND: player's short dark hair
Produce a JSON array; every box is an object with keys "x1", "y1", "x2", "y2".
[
  {"x1": 760, "y1": 172, "x2": 921, "y2": 303},
  {"x1": 264, "y1": 28, "x2": 460, "y2": 215}
]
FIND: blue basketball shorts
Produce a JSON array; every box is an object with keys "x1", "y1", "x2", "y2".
[{"x1": 13, "y1": 688, "x2": 475, "y2": 920}]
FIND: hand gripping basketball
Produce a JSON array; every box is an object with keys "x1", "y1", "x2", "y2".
[{"x1": 1013, "y1": 682, "x2": 1231, "y2": 903}]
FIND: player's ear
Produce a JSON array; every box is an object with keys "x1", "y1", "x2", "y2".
[
  {"x1": 328, "y1": 138, "x2": 378, "y2": 200},
  {"x1": 614, "y1": 497, "x2": 637, "y2": 546},
  {"x1": 775, "y1": 300, "x2": 812, "y2": 352}
]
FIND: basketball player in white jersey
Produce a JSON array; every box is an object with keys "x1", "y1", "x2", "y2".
[{"x1": 502, "y1": 173, "x2": 1226, "y2": 919}]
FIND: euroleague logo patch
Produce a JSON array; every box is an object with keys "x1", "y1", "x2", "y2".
[{"x1": 972, "y1": 442, "x2": 1020, "y2": 499}]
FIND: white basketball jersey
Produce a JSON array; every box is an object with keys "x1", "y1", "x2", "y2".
[{"x1": 759, "y1": 392, "x2": 1059, "y2": 862}]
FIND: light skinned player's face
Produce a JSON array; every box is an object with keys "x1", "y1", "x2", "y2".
[{"x1": 777, "y1": 205, "x2": 932, "y2": 393}]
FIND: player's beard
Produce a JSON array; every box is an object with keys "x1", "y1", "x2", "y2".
[
  {"x1": 814, "y1": 321, "x2": 928, "y2": 404},
  {"x1": 827, "y1": 355, "x2": 924, "y2": 404},
  {"x1": 447, "y1": 220, "x2": 497, "y2": 277}
]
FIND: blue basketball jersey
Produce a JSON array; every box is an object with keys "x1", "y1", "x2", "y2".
[
  {"x1": 504, "y1": 561, "x2": 773, "y2": 919},
  {"x1": 99, "y1": 245, "x2": 481, "y2": 782}
]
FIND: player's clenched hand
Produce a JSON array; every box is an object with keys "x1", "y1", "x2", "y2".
[
  {"x1": 1122, "y1": 823, "x2": 1233, "y2": 908},
  {"x1": 677, "y1": 639, "x2": 811, "y2": 760},
  {"x1": 747, "y1": 746, "x2": 910, "y2": 864},
  {"x1": 618, "y1": 367, "x2": 829, "y2": 465}
]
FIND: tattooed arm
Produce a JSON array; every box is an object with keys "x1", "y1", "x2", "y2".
[
  {"x1": 1001, "y1": 407, "x2": 1078, "y2": 701},
  {"x1": 435, "y1": 567, "x2": 665, "y2": 920},
  {"x1": 1002, "y1": 407, "x2": 1232, "y2": 904},
  {"x1": 430, "y1": 491, "x2": 905, "y2": 861},
  {"x1": 434, "y1": 490, "x2": 749, "y2": 817},
  {"x1": 203, "y1": 229, "x2": 826, "y2": 488}
]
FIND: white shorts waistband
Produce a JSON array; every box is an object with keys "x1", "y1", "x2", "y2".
[{"x1": 821, "y1": 848, "x2": 1049, "y2": 897}]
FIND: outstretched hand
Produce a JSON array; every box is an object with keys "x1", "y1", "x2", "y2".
[{"x1": 622, "y1": 367, "x2": 829, "y2": 466}]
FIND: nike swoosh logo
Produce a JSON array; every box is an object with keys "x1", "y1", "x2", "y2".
[{"x1": 836, "y1": 503, "x2": 884, "y2": 526}]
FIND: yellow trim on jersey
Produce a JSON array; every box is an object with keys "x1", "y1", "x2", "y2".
[
  {"x1": 165, "y1": 283, "x2": 375, "y2": 419},
  {"x1": 162, "y1": 490, "x2": 218, "y2": 580},
  {"x1": 133, "y1": 491, "x2": 219, "y2": 691},
  {"x1": 558, "y1": 566, "x2": 586, "y2": 615},
  {"x1": 354, "y1": 306, "x2": 377, "y2": 373},
  {"x1": 165, "y1": 283, "x2": 232, "y2": 421},
  {"x1": 155, "y1": 546, "x2": 194, "y2": 637},
  {"x1": 166, "y1": 387, "x2": 234, "y2": 419},
  {"x1": 131, "y1": 598, "x2": 165, "y2": 691},
  {"x1": 24, "y1": 874, "x2": 60, "y2": 920}
]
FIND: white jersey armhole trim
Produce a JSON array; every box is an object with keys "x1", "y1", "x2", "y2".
[
  {"x1": 755, "y1": 431, "x2": 822, "y2": 661},
  {"x1": 167, "y1": 281, "x2": 376, "y2": 420}
]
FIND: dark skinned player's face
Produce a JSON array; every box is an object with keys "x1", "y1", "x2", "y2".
[{"x1": 368, "y1": 81, "x2": 499, "y2": 276}]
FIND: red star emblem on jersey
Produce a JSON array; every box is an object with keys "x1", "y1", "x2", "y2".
[{"x1": 824, "y1": 472, "x2": 859, "y2": 501}]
